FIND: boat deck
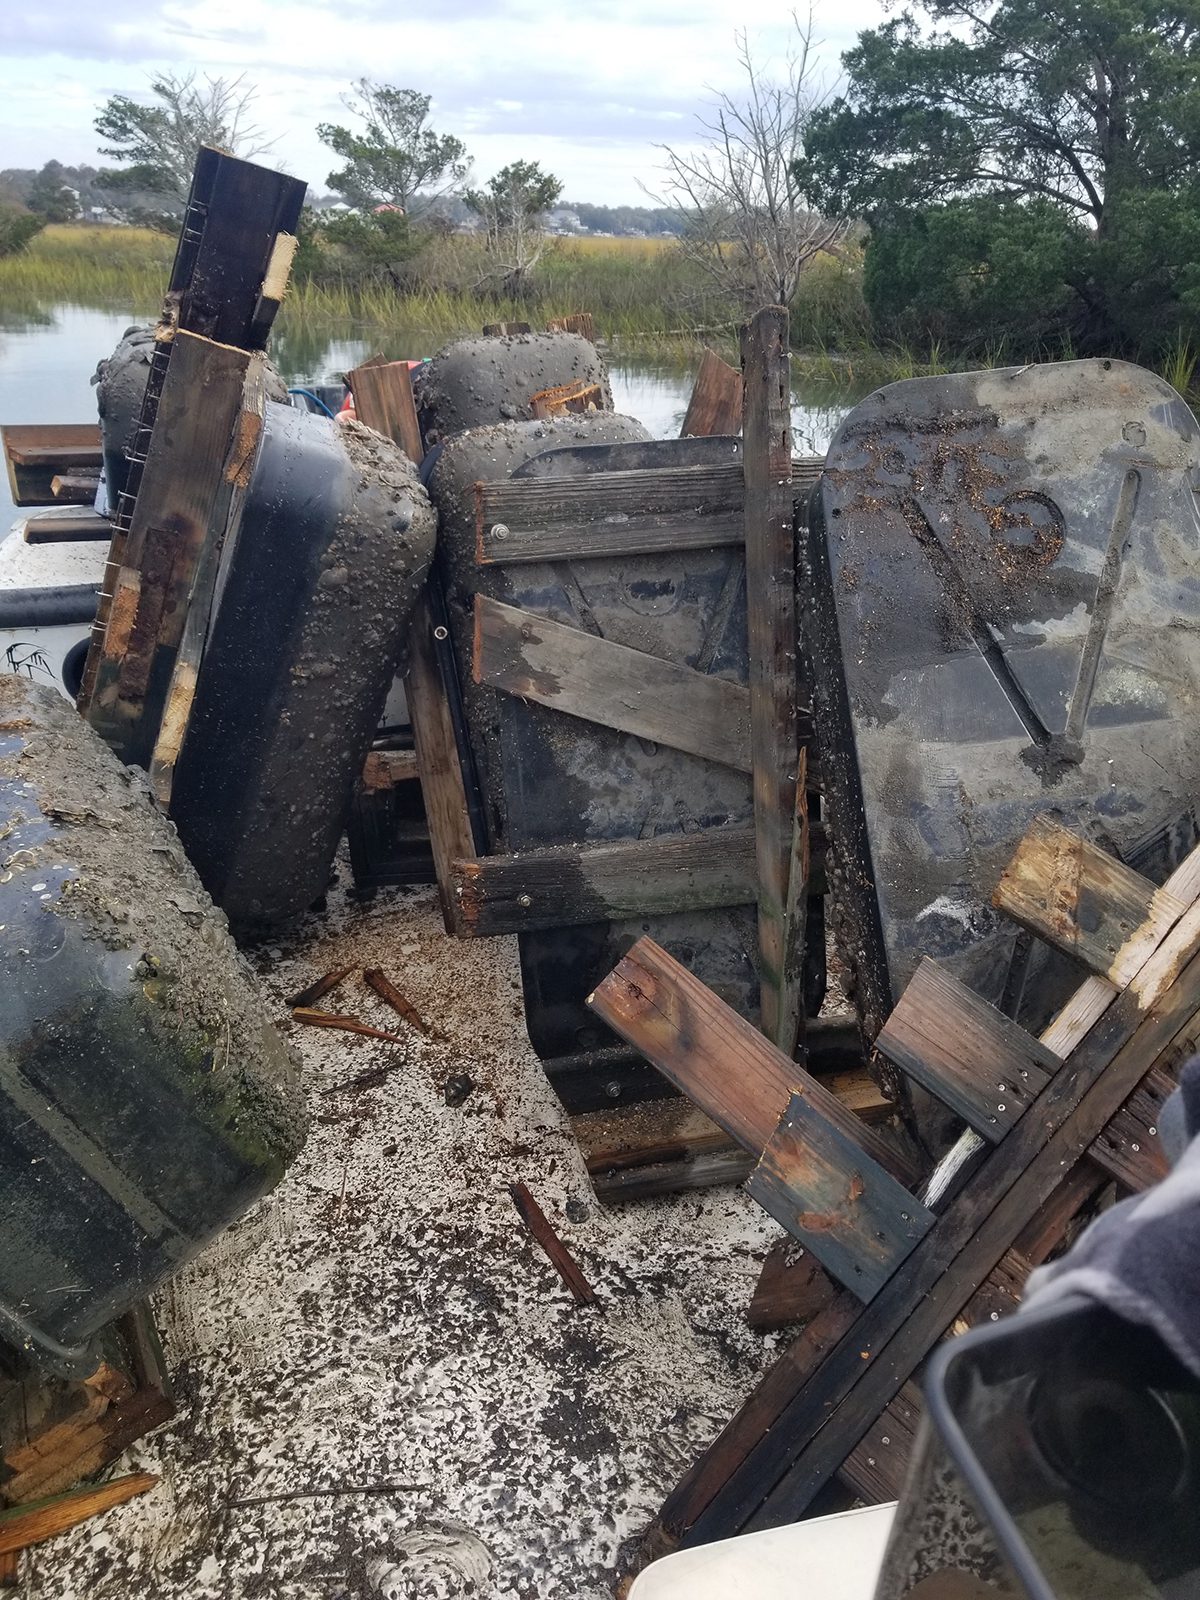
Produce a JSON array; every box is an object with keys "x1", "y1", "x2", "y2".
[{"x1": 21, "y1": 871, "x2": 778, "y2": 1599}]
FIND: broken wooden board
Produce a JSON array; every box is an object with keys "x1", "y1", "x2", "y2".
[
  {"x1": 0, "y1": 1304, "x2": 173, "y2": 1508},
  {"x1": 994, "y1": 814, "x2": 1191, "y2": 987},
  {"x1": 588, "y1": 938, "x2": 913, "y2": 1182},
  {"x1": 350, "y1": 360, "x2": 423, "y2": 463},
  {"x1": 0, "y1": 1472, "x2": 157, "y2": 1558},
  {"x1": 635, "y1": 813, "x2": 1200, "y2": 1557},
  {"x1": 451, "y1": 824, "x2": 828, "y2": 936},
  {"x1": 544, "y1": 312, "x2": 595, "y2": 341},
  {"x1": 2, "y1": 425, "x2": 102, "y2": 507},
  {"x1": 84, "y1": 333, "x2": 257, "y2": 769},
  {"x1": 530, "y1": 380, "x2": 605, "y2": 419},
  {"x1": 680, "y1": 349, "x2": 742, "y2": 440},
  {"x1": 747, "y1": 1243, "x2": 836, "y2": 1332}
]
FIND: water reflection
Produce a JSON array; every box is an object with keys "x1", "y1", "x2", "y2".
[{"x1": 0, "y1": 303, "x2": 872, "y2": 519}]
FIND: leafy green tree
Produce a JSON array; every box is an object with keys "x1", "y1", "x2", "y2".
[
  {"x1": 27, "y1": 161, "x2": 79, "y2": 224},
  {"x1": 864, "y1": 198, "x2": 1084, "y2": 353},
  {"x1": 318, "y1": 83, "x2": 470, "y2": 219},
  {"x1": 95, "y1": 72, "x2": 272, "y2": 227},
  {"x1": 319, "y1": 209, "x2": 428, "y2": 289},
  {"x1": 801, "y1": 0, "x2": 1200, "y2": 354},
  {"x1": 464, "y1": 160, "x2": 563, "y2": 294},
  {"x1": 0, "y1": 205, "x2": 45, "y2": 258}
]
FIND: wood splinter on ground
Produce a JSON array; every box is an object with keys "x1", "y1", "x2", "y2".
[
  {"x1": 0, "y1": 1472, "x2": 158, "y2": 1557},
  {"x1": 292, "y1": 1008, "x2": 411, "y2": 1046},
  {"x1": 508, "y1": 1182, "x2": 598, "y2": 1307},
  {"x1": 286, "y1": 966, "x2": 355, "y2": 1010},
  {"x1": 363, "y1": 967, "x2": 439, "y2": 1038}
]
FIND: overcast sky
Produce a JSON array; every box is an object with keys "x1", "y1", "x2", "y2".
[{"x1": 2, "y1": 0, "x2": 886, "y2": 206}]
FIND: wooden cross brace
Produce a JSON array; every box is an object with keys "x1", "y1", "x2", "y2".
[{"x1": 589, "y1": 813, "x2": 1200, "y2": 1559}]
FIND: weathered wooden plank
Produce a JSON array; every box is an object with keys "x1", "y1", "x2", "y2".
[
  {"x1": 681, "y1": 348, "x2": 743, "y2": 439},
  {"x1": 584, "y1": 1070, "x2": 893, "y2": 1203},
  {"x1": 747, "y1": 1093, "x2": 933, "y2": 1300},
  {"x1": 1040, "y1": 839, "x2": 1200, "y2": 1055},
  {"x1": 776, "y1": 748, "x2": 810, "y2": 1059},
  {"x1": 350, "y1": 360, "x2": 423, "y2": 463},
  {"x1": 475, "y1": 465, "x2": 744, "y2": 563},
  {"x1": 473, "y1": 595, "x2": 752, "y2": 772},
  {"x1": 838, "y1": 1383, "x2": 923, "y2": 1504},
  {"x1": 85, "y1": 332, "x2": 253, "y2": 769},
  {"x1": 361, "y1": 748, "x2": 421, "y2": 790},
  {"x1": 1089, "y1": 1064, "x2": 1173, "y2": 1191},
  {"x1": 451, "y1": 824, "x2": 829, "y2": 937},
  {"x1": 823, "y1": 1071, "x2": 894, "y2": 1123},
  {"x1": 22, "y1": 511, "x2": 111, "y2": 543},
  {"x1": 741, "y1": 307, "x2": 798, "y2": 1039},
  {"x1": 149, "y1": 355, "x2": 269, "y2": 808},
  {"x1": 995, "y1": 816, "x2": 1189, "y2": 986},
  {"x1": 79, "y1": 155, "x2": 302, "y2": 710},
  {"x1": 453, "y1": 829, "x2": 755, "y2": 934},
  {"x1": 876, "y1": 958, "x2": 1059, "y2": 1140},
  {"x1": 405, "y1": 593, "x2": 478, "y2": 932},
  {"x1": 2, "y1": 425, "x2": 102, "y2": 507},
  {"x1": 672, "y1": 895, "x2": 1200, "y2": 1545},
  {"x1": 482, "y1": 320, "x2": 531, "y2": 336},
  {"x1": 748, "y1": 1243, "x2": 836, "y2": 1332},
  {"x1": 588, "y1": 937, "x2": 915, "y2": 1182}
]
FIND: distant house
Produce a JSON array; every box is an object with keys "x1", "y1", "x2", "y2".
[{"x1": 546, "y1": 208, "x2": 584, "y2": 235}]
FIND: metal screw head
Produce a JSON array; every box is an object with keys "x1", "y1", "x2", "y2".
[
  {"x1": 432, "y1": 624, "x2": 449, "y2": 641},
  {"x1": 491, "y1": 523, "x2": 510, "y2": 540},
  {"x1": 605, "y1": 1080, "x2": 622, "y2": 1099},
  {"x1": 516, "y1": 892, "x2": 532, "y2": 908}
]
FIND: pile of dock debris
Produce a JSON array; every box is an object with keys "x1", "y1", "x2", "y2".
[{"x1": 3, "y1": 146, "x2": 1200, "y2": 1596}]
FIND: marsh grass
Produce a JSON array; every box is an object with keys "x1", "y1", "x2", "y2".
[
  {"x1": 1162, "y1": 334, "x2": 1198, "y2": 398},
  {"x1": 0, "y1": 223, "x2": 1073, "y2": 390}
]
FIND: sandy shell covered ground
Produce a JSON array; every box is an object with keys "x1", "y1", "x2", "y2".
[{"x1": 24, "y1": 868, "x2": 781, "y2": 1600}]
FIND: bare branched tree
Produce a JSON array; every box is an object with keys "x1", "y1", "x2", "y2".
[
  {"x1": 465, "y1": 160, "x2": 563, "y2": 296},
  {"x1": 96, "y1": 72, "x2": 275, "y2": 225},
  {"x1": 653, "y1": 13, "x2": 848, "y2": 310}
]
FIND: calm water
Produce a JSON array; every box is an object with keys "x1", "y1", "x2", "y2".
[{"x1": 0, "y1": 303, "x2": 865, "y2": 519}]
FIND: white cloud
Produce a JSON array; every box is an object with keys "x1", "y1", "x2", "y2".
[{"x1": 0, "y1": 0, "x2": 885, "y2": 204}]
